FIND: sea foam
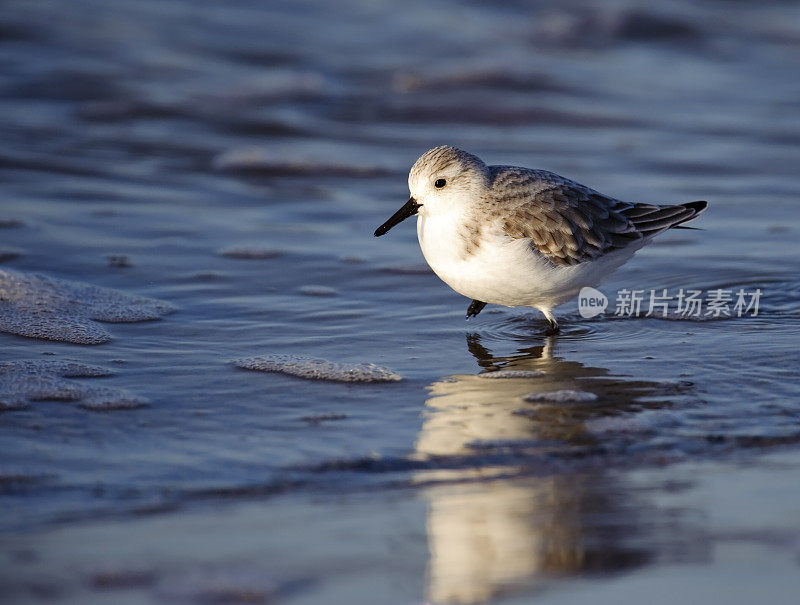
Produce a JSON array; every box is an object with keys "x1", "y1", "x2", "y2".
[
  {"x1": 0, "y1": 360, "x2": 147, "y2": 411},
  {"x1": 524, "y1": 389, "x2": 598, "y2": 403},
  {"x1": 234, "y1": 354, "x2": 401, "y2": 383},
  {"x1": 0, "y1": 269, "x2": 175, "y2": 344},
  {"x1": 478, "y1": 369, "x2": 545, "y2": 379}
]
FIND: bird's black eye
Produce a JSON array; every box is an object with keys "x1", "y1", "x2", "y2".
[{"x1": 434, "y1": 178, "x2": 446, "y2": 189}]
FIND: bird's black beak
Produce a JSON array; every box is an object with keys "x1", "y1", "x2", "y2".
[{"x1": 374, "y1": 197, "x2": 420, "y2": 237}]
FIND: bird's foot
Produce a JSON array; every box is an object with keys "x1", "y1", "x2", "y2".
[
  {"x1": 543, "y1": 319, "x2": 560, "y2": 336},
  {"x1": 540, "y1": 309, "x2": 560, "y2": 335},
  {"x1": 466, "y1": 299, "x2": 487, "y2": 319}
]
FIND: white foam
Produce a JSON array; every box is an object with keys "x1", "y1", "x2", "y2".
[
  {"x1": 0, "y1": 269, "x2": 175, "y2": 344},
  {"x1": 78, "y1": 387, "x2": 149, "y2": 411},
  {"x1": 478, "y1": 369, "x2": 545, "y2": 379},
  {"x1": 524, "y1": 389, "x2": 598, "y2": 403},
  {"x1": 234, "y1": 354, "x2": 401, "y2": 383},
  {"x1": 586, "y1": 411, "x2": 683, "y2": 434},
  {"x1": 0, "y1": 360, "x2": 147, "y2": 411}
]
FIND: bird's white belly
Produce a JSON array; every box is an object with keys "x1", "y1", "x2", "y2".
[{"x1": 417, "y1": 213, "x2": 635, "y2": 309}]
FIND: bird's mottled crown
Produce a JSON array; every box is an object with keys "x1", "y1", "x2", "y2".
[{"x1": 408, "y1": 146, "x2": 487, "y2": 185}]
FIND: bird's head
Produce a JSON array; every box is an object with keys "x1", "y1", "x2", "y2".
[{"x1": 374, "y1": 146, "x2": 489, "y2": 237}]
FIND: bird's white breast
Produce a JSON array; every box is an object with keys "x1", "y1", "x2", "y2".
[
  {"x1": 416, "y1": 209, "x2": 639, "y2": 309},
  {"x1": 417, "y1": 211, "x2": 552, "y2": 307}
]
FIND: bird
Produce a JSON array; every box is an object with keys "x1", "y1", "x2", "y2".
[{"x1": 374, "y1": 146, "x2": 707, "y2": 333}]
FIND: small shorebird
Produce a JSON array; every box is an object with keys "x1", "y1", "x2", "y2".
[{"x1": 374, "y1": 146, "x2": 707, "y2": 332}]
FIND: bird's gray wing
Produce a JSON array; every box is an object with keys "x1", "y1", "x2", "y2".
[{"x1": 489, "y1": 167, "x2": 704, "y2": 266}]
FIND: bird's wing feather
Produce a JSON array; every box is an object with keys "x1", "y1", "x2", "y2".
[{"x1": 489, "y1": 167, "x2": 704, "y2": 266}]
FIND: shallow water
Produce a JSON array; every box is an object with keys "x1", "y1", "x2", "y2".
[{"x1": 1, "y1": 0, "x2": 800, "y2": 603}]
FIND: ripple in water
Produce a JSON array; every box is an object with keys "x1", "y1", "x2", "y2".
[
  {"x1": 377, "y1": 263, "x2": 433, "y2": 275},
  {"x1": 234, "y1": 354, "x2": 401, "y2": 383},
  {"x1": 585, "y1": 411, "x2": 684, "y2": 435},
  {"x1": 524, "y1": 389, "x2": 599, "y2": 403},
  {"x1": 213, "y1": 146, "x2": 390, "y2": 177},
  {"x1": 298, "y1": 285, "x2": 337, "y2": 297},
  {"x1": 0, "y1": 269, "x2": 175, "y2": 344},
  {"x1": 0, "y1": 360, "x2": 147, "y2": 411},
  {"x1": 0, "y1": 247, "x2": 22, "y2": 262},
  {"x1": 155, "y1": 567, "x2": 300, "y2": 604},
  {"x1": 217, "y1": 246, "x2": 283, "y2": 260},
  {"x1": 478, "y1": 369, "x2": 546, "y2": 379}
]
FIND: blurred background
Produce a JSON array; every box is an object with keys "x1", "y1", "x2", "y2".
[{"x1": 1, "y1": 1, "x2": 800, "y2": 604}]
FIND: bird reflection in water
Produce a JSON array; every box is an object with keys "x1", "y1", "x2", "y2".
[{"x1": 414, "y1": 333, "x2": 683, "y2": 604}]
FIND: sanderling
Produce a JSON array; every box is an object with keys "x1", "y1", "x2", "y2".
[{"x1": 374, "y1": 146, "x2": 707, "y2": 332}]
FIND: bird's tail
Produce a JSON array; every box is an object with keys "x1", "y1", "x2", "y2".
[
  {"x1": 671, "y1": 201, "x2": 708, "y2": 229},
  {"x1": 624, "y1": 200, "x2": 708, "y2": 238}
]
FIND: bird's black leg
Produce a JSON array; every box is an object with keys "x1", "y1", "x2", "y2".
[
  {"x1": 544, "y1": 318, "x2": 560, "y2": 336},
  {"x1": 540, "y1": 309, "x2": 560, "y2": 335},
  {"x1": 466, "y1": 299, "x2": 487, "y2": 319}
]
